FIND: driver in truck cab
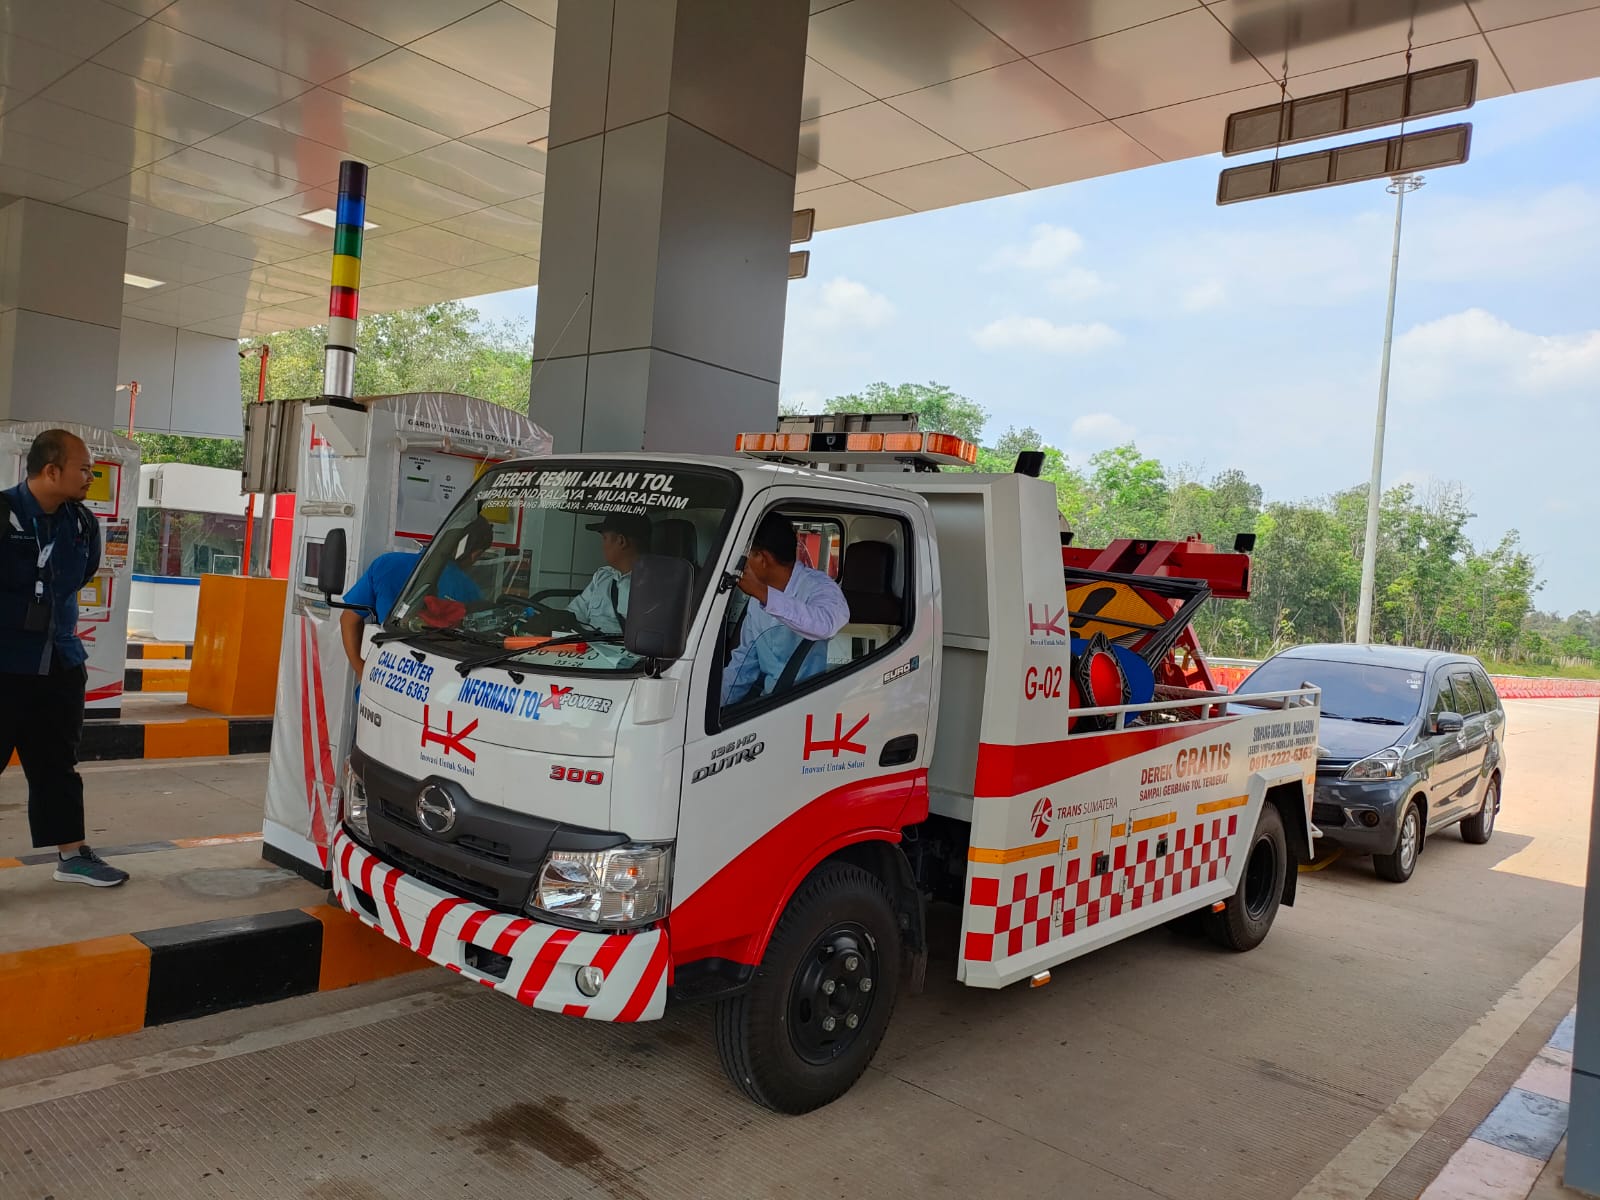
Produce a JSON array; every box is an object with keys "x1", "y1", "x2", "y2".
[
  {"x1": 565, "y1": 512, "x2": 651, "y2": 635},
  {"x1": 721, "y1": 511, "x2": 850, "y2": 704}
]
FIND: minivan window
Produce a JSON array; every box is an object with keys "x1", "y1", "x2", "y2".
[
  {"x1": 1449, "y1": 670, "x2": 1485, "y2": 716},
  {"x1": 1472, "y1": 669, "x2": 1500, "y2": 712},
  {"x1": 1239, "y1": 658, "x2": 1425, "y2": 725}
]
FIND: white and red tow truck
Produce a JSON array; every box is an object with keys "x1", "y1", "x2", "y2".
[{"x1": 320, "y1": 413, "x2": 1322, "y2": 1112}]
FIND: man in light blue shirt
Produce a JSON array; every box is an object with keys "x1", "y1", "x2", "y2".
[
  {"x1": 722, "y1": 512, "x2": 850, "y2": 706},
  {"x1": 567, "y1": 513, "x2": 650, "y2": 634}
]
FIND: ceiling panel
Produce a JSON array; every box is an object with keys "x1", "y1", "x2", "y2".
[
  {"x1": 70, "y1": 193, "x2": 206, "y2": 238},
  {"x1": 254, "y1": 89, "x2": 447, "y2": 166},
  {"x1": 361, "y1": 165, "x2": 486, "y2": 223},
  {"x1": 977, "y1": 119, "x2": 1160, "y2": 188},
  {"x1": 436, "y1": 203, "x2": 543, "y2": 253},
  {"x1": 154, "y1": 0, "x2": 396, "y2": 85},
  {"x1": 193, "y1": 274, "x2": 318, "y2": 307},
  {"x1": 1113, "y1": 81, "x2": 1282, "y2": 159},
  {"x1": 324, "y1": 48, "x2": 531, "y2": 138},
  {"x1": 172, "y1": 222, "x2": 314, "y2": 265},
  {"x1": 951, "y1": 0, "x2": 1201, "y2": 57},
  {"x1": 296, "y1": 0, "x2": 490, "y2": 46},
  {"x1": 794, "y1": 180, "x2": 914, "y2": 231},
  {"x1": 1284, "y1": 35, "x2": 1513, "y2": 103},
  {"x1": 406, "y1": 265, "x2": 512, "y2": 300},
  {"x1": 358, "y1": 239, "x2": 458, "y2": 285},
  {"x1": 503, "y1": 0, "x2": 558, "y2": 25},
  {"x1": 148, "y1": 146, "x2": 308, "y2": 205},
  {"x1": 195, "y1": 120, "x2": 349, "y2": 186},
  {"x1": 1034, "y1": 8, "x2": 1274, "y2": 117},
  {"x1": 1488, "y1": 8, "x2": 1600, "y2": 90},
  {"x1": 94, "y1": 22, "x2": 313, "y2": 117},
  {"x1": 796, "y1": 154, "x2": 847, "y2": 192},
  {"x1": 218, "y1": 203, "x2": 361, "y2": 255},
  {"x1": 462, "y1": 111, "x2": 551, "y2": 170},
  {"x1": 101, "y1": 171, "x2": 257, "y2": 223},
  {"x1": 408, "y1": 3, "x2": 557, "y2": 107},
  {"x1": 0, "y1": 36, "x2": 85, "y2": 99},
  {"x1": 473, "y1": 254, "x2": 540, "y2": 287},
  {"x1": 1467, "y1": 0, "x2": 1600, "y2": 30},
  {"x1": 1, "y1": 98, "x2": 186, "y2": 172},
  {"x1": 43, "y1": 63, "x2": 242, "y2": 143},
  {"x1": 186, "y1": 314, "x2": 250, "y2": 337},
  {"x1": 890, "y1": 60, "x2": 1101, "y2": 151},
  {"x1": 801, "y1": 58, "x2": 874, "y2": 121},
  {"x1": 367, "y1": 225, "x2": 505, "y2": 268},
  {"x1": 263, "y1": 185, "x2": 422, "y2": 236},
  {"x1": 358, "y1": 273, "x2": 465, "y2": 310},
  {"x1": 859, "y1": 152, "x2": 1024, "y2": 210},
  {"x1": 807, "y1": 0, "x2": 1020, "y2": 98},
  {"x1": 388, "y1": 139, "x2": 543, "y2": 204},
  {"x1": 800, "y1": 101, "x2": 964, "y2": 178},
  {"x1": 0, "y1": 130, "x2": 130, "y2": 190},
  {"x1": 2, "y1": 0, "x2": 146, "y2": 60},
  {"x1": 1206, "y1": 0, "x2": 1479, "y2": 79},
  {"x1": 0, "y1": 164, "x2": 81, "y2": 204}
]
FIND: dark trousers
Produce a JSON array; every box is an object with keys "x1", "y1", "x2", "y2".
[{"x1": 0, "y1": 662, "x2": 87, "y2": 848}]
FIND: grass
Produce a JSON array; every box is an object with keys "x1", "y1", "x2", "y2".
[{"x1": 1480, "y1": 659, "x2": 1600, "y2": 681}]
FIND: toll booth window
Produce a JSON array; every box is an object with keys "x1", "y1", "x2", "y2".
[
  {"x1": 718, "y1": 505, "x2": 910, "y2": 723},
  {"x1": 385, "y1": 462, "x2": 740, "y2": 673}
]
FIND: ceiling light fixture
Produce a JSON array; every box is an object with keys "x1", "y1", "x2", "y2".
[
  {"x1": 123, "y1": 273, "x2": 165, "y2": 289},
  {"x1": 298, "y1": 207, "x2": 376, "y2": 230}
]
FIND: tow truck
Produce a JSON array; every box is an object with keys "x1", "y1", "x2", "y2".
[{"x1": 318, "y1": 412, "x2": 1321, "y2": 1113}]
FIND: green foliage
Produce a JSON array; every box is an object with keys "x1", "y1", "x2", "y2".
[
  {"x1": 132, "y1": 433, "x2": 244, "y2": 470},
  {"x1": 821, "y1": 379, "x2": 1568, "y2": 669},
  {"x1": 240, "y1": 302, "x2": 533, "y2": 412}
]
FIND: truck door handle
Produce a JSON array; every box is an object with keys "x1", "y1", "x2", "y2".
[{"x1": 880, "y1": 735, "x2": 918, "y2": 766}]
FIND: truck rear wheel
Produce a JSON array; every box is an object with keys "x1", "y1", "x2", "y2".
[
  {"x1": 1205, "y1": 803, "x2": 1286, "y2": 952},
  {"x1": 713, "y1": 862, "x2": 902, "y2": 1114}
]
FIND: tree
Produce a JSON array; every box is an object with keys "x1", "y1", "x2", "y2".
[
  {"x1": 132, "y1": 432, "x2": 245, "y2": 470},
  {"x1": 823, "y1": 381, "x2": 989, "y2": 445}
]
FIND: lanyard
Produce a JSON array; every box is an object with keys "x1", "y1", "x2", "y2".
[{"x1": 31, "y1": 515, "x2": 56, "y2": 603}]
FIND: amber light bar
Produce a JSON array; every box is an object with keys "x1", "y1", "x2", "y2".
[{"x1": 735, "y1": 429, "x2": 978, "y2": 466}]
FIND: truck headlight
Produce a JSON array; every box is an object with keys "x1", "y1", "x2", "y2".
[
  {"x1": 532, "y1": 845, "x2": 672, "y2": 929},
  {"x1": 344, "y1": 766, "x2": 371, "y2": 841},
  {"x1": 1343, "y1": 748, "x2": 1403, "y2": 781}
]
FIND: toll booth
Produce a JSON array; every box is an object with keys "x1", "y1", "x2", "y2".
[
  {"x1": 0, "y1": 421, "x2": 140, "y2": 717},
  {"x1": 251, "y1": 393, "x2": 551, "y2": 882}
]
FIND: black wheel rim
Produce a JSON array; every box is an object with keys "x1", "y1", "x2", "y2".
[
  {"x1": 1243, "y1": 834, "x2": 1278, "y2": 921},
  {"x1": 787, "y1": 923, "x2": 878, "y2": 1066}
]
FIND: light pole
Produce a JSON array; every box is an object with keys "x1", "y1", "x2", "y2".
[{"x1": 1354, "y1": 173, "x2": 1423, "y2": 646}]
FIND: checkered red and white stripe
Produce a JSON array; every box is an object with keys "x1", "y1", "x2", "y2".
[
  {"x1": 963, "y1": 814, "x2": 1240, "y2": 963},
  {"x1": 331, "y1": 829, "x2": 668, "y2": 1021}
]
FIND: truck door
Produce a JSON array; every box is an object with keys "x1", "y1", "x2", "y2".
[{"x1": 669, "y1": 490, "x2": 937, "y2": 976}]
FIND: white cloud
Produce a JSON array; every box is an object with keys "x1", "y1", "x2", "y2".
[
  {"x1": 1180, "y1": 279, "x2": 1226, "y2": 312},
  {"x1": 1070, "y1": 413, "x2": 1135, "y2": 444},
  {"x1": 1396, "y1": 308, "x2": 1600, "y2": 394},
  {"x1": 992, "y1": 223, "x2": 1084, "y2": 271},
  {"x1": 1050, "y1": 267, "x2": 1105, "y2": 301},
  {"x1": 972, "y1": 316, "x2": 1122, "y2": 354},
  {"x1": 802, "y1": 277, "x2": 895, "y2": 331}
]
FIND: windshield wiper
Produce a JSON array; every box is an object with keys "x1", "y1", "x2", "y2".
[
  {"x1": 454, "y1": 632, "x2": 626, "y2": 678},
  {"x1": 1351, "y1": 715, "x2": 1406, "y2": 725}
]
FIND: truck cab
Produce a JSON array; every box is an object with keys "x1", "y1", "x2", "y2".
[{"x1": 326, "y1": 421, "x2": 1319, "y2": 1113}]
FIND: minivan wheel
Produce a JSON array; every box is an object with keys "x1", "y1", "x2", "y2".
[
  {"x1": 1461, "y1": 777, "x2": 1498, "y2": 845},
  {"x1": 1375, "y1": 803, "x2": 1420, "y2": 883}
]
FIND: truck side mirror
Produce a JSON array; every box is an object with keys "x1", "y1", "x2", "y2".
[
  {"x1": 625, "y1": 554, "x2": 694, "y2": 661},
  {"x1": 317, "y1": 528, "x2": 349, "y2": 600},
  {"x1": 1431, "y1": 711, "x2": 1464, "y2": 735}
]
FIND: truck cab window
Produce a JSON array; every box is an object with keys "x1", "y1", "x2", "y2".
[{"x1": 718, "y1": 506, "x2": 911, "y2": 723}]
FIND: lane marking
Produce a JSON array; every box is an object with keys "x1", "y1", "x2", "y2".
[
  {"x1": 1300, "y1": 848, "x2": 1344, "y2": 873},
  {"x1": 1293, "y1": 922, "x2": 1582, "y2": 1200},
  {"x1": 0, "y1": 986, "x2": 463, "y2": 1115}
]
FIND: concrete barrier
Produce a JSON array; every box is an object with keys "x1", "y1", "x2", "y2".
[{"x1": 1203, "y1": 661, "x2": 1599, "y2": 701}]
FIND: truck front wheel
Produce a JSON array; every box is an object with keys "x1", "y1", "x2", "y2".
[
  {"x1": 713, "y1": 862, "x2": 902, "y2": 1114},
  {"x1": 1205, "y1": 803, "x2": 1286, "y2": 952}
]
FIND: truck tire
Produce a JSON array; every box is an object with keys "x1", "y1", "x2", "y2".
[
  {"x1": 1206, "y1": 803, "x2": 1286, "y2": 952},
  {"x1": 1374, "y1": 801, "x2": 1420, "y2": 883},
  {"x1": 1460, "y1": 777, "x2": 1497, "y2": 845},
  {"x1": 713, "y1": 862, "x2": 902, "y2": 1114}
]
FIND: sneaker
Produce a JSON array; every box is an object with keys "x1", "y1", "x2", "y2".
[{"x1": 53, "y1": 845, "x2": 130, "y2": 888}]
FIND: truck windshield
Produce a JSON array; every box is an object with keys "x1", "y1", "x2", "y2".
[
  {"x1": 385, "y1": 461, "x2": 739, "y2": 673},
  {"x1": 1240, "y1": 658, "x2": 1425, "y2": 725}
]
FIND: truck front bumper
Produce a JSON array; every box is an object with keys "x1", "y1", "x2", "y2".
[{"x1": 331, "y1": 827, "x2": 668, "y2": 1022}]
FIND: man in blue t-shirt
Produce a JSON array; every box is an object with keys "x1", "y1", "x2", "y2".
[{"x1": 339, "y1": 550, "x2": 421, "y2": 673}]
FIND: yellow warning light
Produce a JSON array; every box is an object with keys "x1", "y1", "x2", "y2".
[
  {"x1": 883, "y1": 433, "x2": 923, "y2": 453},
  {"x1": 1030, "y1": 971, "x2": 1052, "y2": 988},
  {"x1": 847, "y1": 433, "x2": 884, "y2": 451}
]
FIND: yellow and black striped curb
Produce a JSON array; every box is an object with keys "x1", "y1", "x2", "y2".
[
  {"x1": 76, "y1": 716, "x2": 272, "y2": 762},
  {"x1": 0, "y1": 904, "x2": 427, "y2": 1061},
  {"x1": 126, "y1": 642, "x2": 193, "y2": 660}
]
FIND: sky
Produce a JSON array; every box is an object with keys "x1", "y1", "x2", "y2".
[{"x1": 468, "y1": 77, "x2": 1600, "y2": 617}]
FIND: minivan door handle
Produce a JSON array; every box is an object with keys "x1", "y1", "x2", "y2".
[{"x1": 880, "y1": 734, "x2": 918, "y2": 767}]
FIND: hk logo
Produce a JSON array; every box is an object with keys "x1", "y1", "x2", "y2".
[
  {"x1": 421, "y1": 705, "x2": 478, "y2": 761},
  {"x1": 803, "y1": 713, "x2": 869, "y2": 760},
  {"x1": 540, "y1": 684, "x2": 573, "y2": 711},
  {"x1": 1028, "y1": 603, "x2": 1066, "y2": 638},
  {"x1": 1031, "y1": 797, "x2": 1054, "y2": 839}
]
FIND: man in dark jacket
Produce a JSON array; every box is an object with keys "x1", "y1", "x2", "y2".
[{"x1": 0, "y1": 428, "x2": 128, "y2": 886}]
